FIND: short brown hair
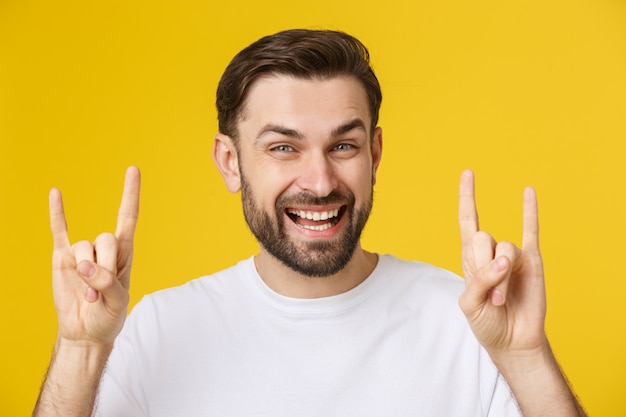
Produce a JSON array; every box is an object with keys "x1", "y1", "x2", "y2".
[{"x1": 216, "y1": 29, "x2": 382, "y2": 140}]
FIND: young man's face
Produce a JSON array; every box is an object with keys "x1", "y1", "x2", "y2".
[{"x1": 235, "y1": 75, "x2": 382, "y2": 277}]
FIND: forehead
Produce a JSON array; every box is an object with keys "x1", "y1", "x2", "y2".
[{"x1": 238, "y1": 75, "x2": 371, "y2": 136}]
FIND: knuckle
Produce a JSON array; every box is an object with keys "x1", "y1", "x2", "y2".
[
  {"x1": 71, "y1": 240, "x2": 92, "y2": 249},
  {"x1": 94, "y1": 232, "x2": 117, "y2": 246},
  {"x1": 93, "y1": 233, "x2": 119, "y2": 259},
  {"x1": 496, "y1": 240, "x2": 515, "y2": 251},
  {"x1": 495, "y1": 241, "x2": 520, "y2": 259},
  {"x1": 473, "y1": 231, "x2": 495, "y2": 246},
  {"x1": 88, "y1": 265, "x2": 117, "y2": 290},
  {"x1": 71, "y1": 240, "x2": 95, "y2": 256},
  {"x1": 477, "y1": 263, "x2": 503, "y2": 285}
]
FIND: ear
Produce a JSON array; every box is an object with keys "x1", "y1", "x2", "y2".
[
  {"x1": 213, "y1": 133, "x2": 241, "y2": 193},
  {"x1": 371, "y1": 127, "x2": 383, "y2": 185}
]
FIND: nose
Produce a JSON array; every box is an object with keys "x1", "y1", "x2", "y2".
[{"x1": 295, "y1": 151, "x2": 339, "y2": 197}]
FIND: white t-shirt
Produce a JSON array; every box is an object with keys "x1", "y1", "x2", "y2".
[{"x1": 96, "y1": 255, "x2": 521, "y2": 416}]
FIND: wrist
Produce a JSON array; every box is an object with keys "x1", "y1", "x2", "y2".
[
  {"x1": 490, "y1": 337, "x2": 553, "y2": 377},
  {"x1": 491, "y1": 340, "x2": 586, "y2": 417},
  {"x1": 53, "y1": 336, "x2": 114, "y2": 375},
  {"x1": 55, "y1": 334, "x2": 115, "y2": 351}
]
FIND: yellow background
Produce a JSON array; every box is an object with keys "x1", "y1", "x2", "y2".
[{"x1": 1, "y1": 0, "x2": 625, "y2": 415}]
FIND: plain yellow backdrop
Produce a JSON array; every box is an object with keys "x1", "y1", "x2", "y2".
[{"x1": 1, "y1": 0, "x2": 625, "y2": 415}]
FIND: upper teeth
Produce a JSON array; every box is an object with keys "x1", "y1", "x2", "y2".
[{"x1": 288, "y1": 208, "x2": 340, "y2": 221}]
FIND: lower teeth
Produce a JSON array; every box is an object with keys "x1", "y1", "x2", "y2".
[{"x1": 301, "y1": 223, "x2": 333, "y2": 231}]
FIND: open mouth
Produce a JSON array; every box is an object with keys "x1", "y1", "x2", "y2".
[{"x1": 286, "y1": 206, "x2": 347, "y2": 231}]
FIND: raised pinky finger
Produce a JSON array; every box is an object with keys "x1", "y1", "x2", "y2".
[
  {"x1": 522, "y1": 186, "x2": 540, "y2": 252},
  {"x1": 49, "y1": 188, "x2": 70, "y2": 250}
]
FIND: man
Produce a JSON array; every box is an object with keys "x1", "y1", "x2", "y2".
[{"x1": 34, "y1": 29, "x2": 586, "y2": 416}]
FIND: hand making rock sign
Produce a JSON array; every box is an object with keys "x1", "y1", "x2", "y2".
[
  {"x1": 48, "y1": 166, "x2": 141, "y2": 347},
  {"x1": 457, "y1": 169, "x2": 586, "y2": 417},
  {"x1": 458, "y1": 168, "x2": 546, "y2": 356},
  {"x1": 34, "y1": 167, "x2": 141, "y2": 415}
]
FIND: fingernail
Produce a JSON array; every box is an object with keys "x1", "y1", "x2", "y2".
[
  {"x1": 85, "y1": 286, "x2": 99, "y2": 302},
  {"x1": 78, "y1": 261, "x2": 96, "y2": 278},
  {"x1": 492, "y1": 289, "x2": 505, "y2": 306},
  {"x1": 492, "y1": 257, "x2": 507, "y2": 272}
]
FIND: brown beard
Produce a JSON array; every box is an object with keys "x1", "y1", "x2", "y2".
[{"x1": 240, "y1": 174, "x2": 372, "y2": 277}]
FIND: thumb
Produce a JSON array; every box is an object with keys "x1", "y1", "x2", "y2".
[
  {"x1": 76, "y1": 260, "x2": 129, "y2": 312},
  {"x1": 77, "y1": 261, "x2": 99, "y2": 302},
  {"x1": 459, "y1": 256, "x2": 511, "y2": 316}
]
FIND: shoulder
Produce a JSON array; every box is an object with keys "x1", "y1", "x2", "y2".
[
  {"x1": 128, "y1": 257, "x2": 256, "y2": 320},
  {"x1": 375, "y1": 254, "x2": 465, "y2": 298},
  {"x1": 154, "y1": 256, "x2": 253, "y2": 297},
  {"x1": 362, "y1": 254, "x2": 469, "y2": 328}
]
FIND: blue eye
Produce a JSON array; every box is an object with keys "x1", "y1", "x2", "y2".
[
  {"x1": 334, "y1": 143, "x2": 354, "y2": 151},
  {"x1": 272, "y1": 145, "x2": 294, "y2": 152}
]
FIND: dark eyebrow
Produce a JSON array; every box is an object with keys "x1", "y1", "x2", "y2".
[
  {"x1": 255, "y1": 118, "x2": 367, "y2": 142},
  {"x1": 256, "y1": 124, "x2": 304, "y2": 141},
  {"x1": 331, "y1": 118, "x2": 367, "y2": 138}
]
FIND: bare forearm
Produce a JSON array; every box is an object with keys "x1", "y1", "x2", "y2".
[
  {"x1": 33, "y1": 340, "x2": 112, "y2": 417},
  {"x1": 494, "y1": 343, "x2": 586, "y2": 417}
]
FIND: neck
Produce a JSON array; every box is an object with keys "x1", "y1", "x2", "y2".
[{"x1": 254, "y1": 245, "x2": 378, "y2": 299}]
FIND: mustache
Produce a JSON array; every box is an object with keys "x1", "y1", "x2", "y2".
[{"x1": 276, "y1": 190, "x2": 355, "y2": 208}]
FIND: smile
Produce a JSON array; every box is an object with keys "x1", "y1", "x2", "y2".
[{"x1": 286, "y1": 207, "x2": 345, "y2": 231}]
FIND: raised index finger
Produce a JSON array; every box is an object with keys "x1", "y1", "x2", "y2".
[
  {"x1": 115, "y1": 166, "x2": 141, "y2": 242},
  {"x1": 459, "y1": 169, "x2": 479, "y2": 246},
  {"x1": 49, "y1": 188, "x2": 70, "y2": 250}
]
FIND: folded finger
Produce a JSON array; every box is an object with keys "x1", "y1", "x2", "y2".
[
  {"x1": 459, "y1": 252, "x2": 511, "y2": 314},
  {"x1": 472, "y1": 231, "x2": 496, "y2": 269},
  {"x1": 71, "y1": 241, "x2": 98, "y2": 301},
  {"x1": 72, "y1": 240, "x2": 96, "y2": 264},
  {"x1": 93, "y1": 233, "x2": 118, "y2": 274},
  {"x1": 77, "y1": 260, "x2": 129, "y2": 310},
  {"x1": 490, "y1": 241, "x2": 520, "y2": 306}
]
